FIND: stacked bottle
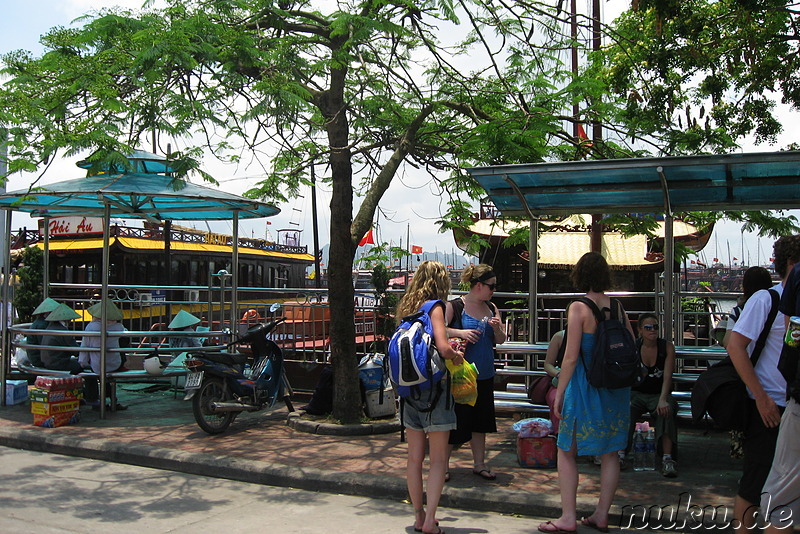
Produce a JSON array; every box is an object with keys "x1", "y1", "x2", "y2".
[
  {"x1": 644, "y1": 428, "x2": 656, "y2": 471},
  {"x1": 632, "y1": 428, "x2": 647, "y2": 471}
]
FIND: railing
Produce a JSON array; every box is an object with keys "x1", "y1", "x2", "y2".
[{"x1": 7, "y1": 282, "x2": 735, "y2": 399}]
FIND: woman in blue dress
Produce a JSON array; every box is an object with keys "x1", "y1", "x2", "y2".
[{"x1": 539, "y1": 252, "x2": 632, "y2": 534}]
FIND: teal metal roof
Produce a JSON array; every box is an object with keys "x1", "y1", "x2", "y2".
[
  {"x1": 0, "y1": 150, "x2": 279, "y2": 221},
  {"x1": 466, "y1": 151, "x2": 800, "y2": 217}
]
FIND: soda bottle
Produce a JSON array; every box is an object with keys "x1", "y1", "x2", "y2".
[
  {"x1": 644, "y1": 428, "x2": 656, "y2": 471},
  {"x1": 632, "y1": 429, "x2": 646, "y2": 471}
]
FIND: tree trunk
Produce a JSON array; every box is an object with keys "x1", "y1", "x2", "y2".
[{"x1": 322, "y1": 61, "x2": 361, "y2": 424}]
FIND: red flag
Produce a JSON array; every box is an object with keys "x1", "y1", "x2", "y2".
[
  {"x1": 577, "y1": 123, "x2": 590, "y2": 141},
  {"x1": 411, "y1": 245, "x2": 423, "y2": 254},
  {"x1": 690, "y1": 260, "x2": 696, "y2": 264},
  {"x1": 713, "y1": 258, "x2": 718, "y2": 262},
  {"x1": 733, "y1": 257, "x2": 738, "y2": 261},
  {"x1": 358, "y1": 229, "x2": 375, "y2": 247}
]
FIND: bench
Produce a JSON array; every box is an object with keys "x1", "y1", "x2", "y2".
[
  {"x1": 15, "y1": 361, "x2": 187, "y2": 411},
  {"x1": 492, "y1": 342, "x2": 725, "y2": 418}
]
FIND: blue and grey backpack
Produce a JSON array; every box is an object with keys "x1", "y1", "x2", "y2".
[{"x1": 387, "y1": 299, "x2": 448, "y2": 412}]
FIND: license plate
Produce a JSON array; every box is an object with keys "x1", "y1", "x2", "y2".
[{"x1": 185, "y1": 371, "x2": 203, "y2": 389}]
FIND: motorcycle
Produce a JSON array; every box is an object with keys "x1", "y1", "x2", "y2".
[{"x1": 183, "y1": 306, "x2": 294, "y2": 434}]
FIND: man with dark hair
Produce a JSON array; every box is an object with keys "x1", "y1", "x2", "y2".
[
  {"x1": 760, "y1": 239, "x2": 800, "y2": 532},
  {"x1": 728, "y1": 234, "x2": 800, "y2": 534}
]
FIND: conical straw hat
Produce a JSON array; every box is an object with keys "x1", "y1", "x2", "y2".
[
  {"x1": 32, "y1": 297, "x2": 60, "y2": 316},
  {"x1": 45, "y1": 303, "x2": 80, "y2": 322},
  {"x1": 169, "y1": 310, "x2": 201, "y2": 329},
  {"x1": 87, "y1": 299, "x2": 124, "y2": 321}
]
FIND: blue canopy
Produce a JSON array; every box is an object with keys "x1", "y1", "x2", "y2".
[
  {"x1": 0, "y1": 171, "x2": 279, "y2": 221},
  {"x1": 466, "y1": 151, "x2": 800, "y2": 217}
]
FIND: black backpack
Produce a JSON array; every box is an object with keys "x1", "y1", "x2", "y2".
[
  {"x1": 579, "y1": 297, "x2": 645, "y2": 389},
  {"x1": 691, "y1": 288, "x2": 779, "y2": 430}
]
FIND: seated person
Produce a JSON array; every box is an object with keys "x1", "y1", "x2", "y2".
[
  {"x1": 625, "y1": 313, "x2": 679, "y2": 477},
  {"x1": 168, "y1": 310, "x2": 203, "y2": 351},
  {"x1": 25, "y1": 297, "x2": 60, "y2": 367},
  {"x1": 40, "y1": 303, "x2": 82, "y2": 374},
  {"x1": 542, "y1": 329, "x2": 565, "y2": 434},
  {"x1": 78, "y1": 299, "x2": 128, "y2": 374}
]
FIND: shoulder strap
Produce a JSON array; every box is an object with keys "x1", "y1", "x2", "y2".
[
  {"x1": 448, "y1": 297, "x2": 464, "y2": 328},
  {"x1": 578, "y1": 297, "x2": 605, "y2": 323},
  {"x1": 751, "y1": 288, "x2": 780, "y2": 365},
  {"x1": 420, "y1": 299, "x2": 443, "y2": 315}
]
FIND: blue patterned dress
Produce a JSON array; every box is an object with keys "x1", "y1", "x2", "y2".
[{"x1": 557, "y1": 332, "x2": 630, "y2": 455}]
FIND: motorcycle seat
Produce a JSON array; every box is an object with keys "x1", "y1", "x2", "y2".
[{"x1": 194, "y1": 351, "x2": 249, "y2": 367}]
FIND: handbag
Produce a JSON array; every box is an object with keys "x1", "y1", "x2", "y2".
[{"x1": 527, "y1": 375, "x2": 554, "y2": 405}]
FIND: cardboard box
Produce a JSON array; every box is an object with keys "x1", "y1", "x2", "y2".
[
  {"x1": 34, "y1": 376, "x2": 84, "y2": 390},
  {"x1": 364, "y1": 387, "x2": 396, "y2": 418},
  {"x1": 30, "y1": 400, "x2": 81, "y2": 416},
  {"x1": 33, "y1": 410, "x2": 81, "y2": 428},
  {"x1": 5, "y1": 380, "x2": 28, "y2": 405},
  {"x1": 29, "y1": 387, "x2": 83, "y2": 404},
  {"x1": 517, "y1": 435, "x2": 557, "y2": 468}
]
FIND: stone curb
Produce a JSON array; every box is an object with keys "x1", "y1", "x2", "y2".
[{"x1": 286, "y1": 411, "x2": 402, "y2": 435}]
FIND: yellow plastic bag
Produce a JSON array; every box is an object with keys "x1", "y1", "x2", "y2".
[{"x1": 446, "y1": 359, "x2": 478, "y2": 406}]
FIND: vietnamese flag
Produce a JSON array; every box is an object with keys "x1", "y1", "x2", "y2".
[
  {"x1": 411, "y1": 245, "x2": 423, "y2": 254},
  {"x1": 358, "y1": 228, "x2": 375, "y2": 247}
]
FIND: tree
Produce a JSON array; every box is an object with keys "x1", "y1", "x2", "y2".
[
  {"x1": 13, "y1": 246, "x2": 44, "y2": 323},
  {"x1": 1, "y1": 0, "x2": 593, "y2": 423}
]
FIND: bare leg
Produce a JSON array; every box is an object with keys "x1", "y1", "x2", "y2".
[
  {"x1": 661, "y1": 434, "x2": 673, "y2": 456},
  {"x1": 406, "y1": 428, "x2": 427, "y2": 531},
  {"x1": 470, "y1": 432, "x2": 488, "y2": 470},
  {"x1": 734, "y1": 496, "x2": 759, "y2": 534},
  {"x1": 539, "y1": 446, "x2": 579, "y2": 532},
  {"x1": 584, "y1": 451, "x2": 619, "y2": 529},
  {"x1": 422, "y1": 430, "x2": 450, "y2": 533}
]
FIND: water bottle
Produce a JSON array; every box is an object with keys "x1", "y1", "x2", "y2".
[
  {"x1": 644, "y1": 428, "x2": 656, "y2": 471},
  {"x1": 474, "y1": 316, "x2": 489, "y2": 339},
  {"x1": 632, "y1": 429, "x2": 646, "y2": 471}
]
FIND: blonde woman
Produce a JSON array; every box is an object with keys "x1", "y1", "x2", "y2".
[{"x1": 396, "y1": 261, "x2": 464, "y2": 534}]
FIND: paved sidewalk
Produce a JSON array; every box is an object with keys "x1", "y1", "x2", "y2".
[{"x1": 0, "y1": 383, "x2": 742, "y2": 529}]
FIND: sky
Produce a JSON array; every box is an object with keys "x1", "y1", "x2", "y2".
[{"x1": 1, "y1": 0, "x2": 798, "y2": 268}]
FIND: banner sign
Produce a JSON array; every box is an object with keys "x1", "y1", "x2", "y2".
[{"x1": 42, "y1": 216, "x2": 104, "y2": 237}]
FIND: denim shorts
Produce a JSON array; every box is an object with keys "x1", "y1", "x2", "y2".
[{"x1": 402, "y1": 384, "x2": 456, "y2": 433}]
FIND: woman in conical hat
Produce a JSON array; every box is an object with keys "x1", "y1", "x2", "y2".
[
  {"x1": 79, "y1": 299, "x2": 128, "y2": 378},
  {"x1": 168, "y1": 310, "x2": 202, "y2": 349},
  {"x1": 32, "y1": 297, "x2": 60, "y2": 317},
  {"x1": 26, "y1": 298, "x2": 61, "y2": 367},
  {"x1": 40, "y1": 303, "x2": 82, "y2": 373}
]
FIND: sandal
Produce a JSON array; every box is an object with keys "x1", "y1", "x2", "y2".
[
  {"x1": 538, "y1": 520, "x2": 577, "y2": 534},
  {"x1": 444, "y1": 471, "x2": 450, "y2": 482},
  {"x1": 472, "y1": 468, "x2": 497, "y2": 480},
  {"x1": 581, "y1": 517, "x2": 609, "y2": 533}
]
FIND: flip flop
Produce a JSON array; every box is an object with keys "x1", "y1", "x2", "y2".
[
  {"x1": 472, "y1": 468, "x2": 497, "y2": 480},
  {"x1": 538, "y1": 520, "x2": 577, "y2": 534},
  {"x1": 581, "y1": 517, "x2": 610, "y2": 533},
  {"x1": 444, "y1": 471, "x2": 450, "y2": 482}
]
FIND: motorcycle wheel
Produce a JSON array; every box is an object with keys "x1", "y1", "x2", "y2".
[{"x1": 192, "y1": 377, "x2": 236, "y2": 434}]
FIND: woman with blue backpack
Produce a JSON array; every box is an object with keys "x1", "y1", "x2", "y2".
[
  {"x1": 539, "y1": 252, "x2": 634, "y2": 534},
  {"x1": 395, "y1": 261, "x2": 465, "y2": 534}
]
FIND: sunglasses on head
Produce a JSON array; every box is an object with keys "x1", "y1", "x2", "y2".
[
  {"x1": 482, "y1": 282, "x2": 497, "y2": 290},
  {"x1": 642, "y1": 324, "x2": 659, "y2": 331}
]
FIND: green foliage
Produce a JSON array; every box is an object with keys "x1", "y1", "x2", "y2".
[{"x1": 13, "y1": 246, "x2": 44, "y2": 323}]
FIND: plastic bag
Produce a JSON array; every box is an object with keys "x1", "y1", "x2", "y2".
[
  {"x1": 512, "y1": 417, "x2": 553, "y2": 438},
  {"x1": 446, "y1": 359, "x2": 478, "y2": 406}
]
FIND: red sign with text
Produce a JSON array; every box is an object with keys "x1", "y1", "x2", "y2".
[{"x1": 41, "y1": 217, "x2": 104, "y2": 237}]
